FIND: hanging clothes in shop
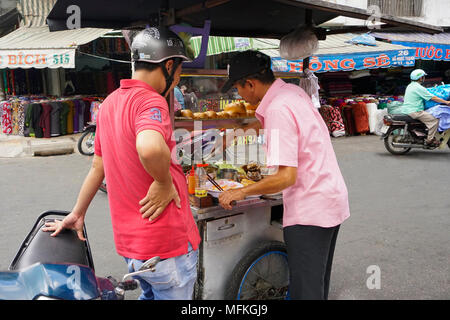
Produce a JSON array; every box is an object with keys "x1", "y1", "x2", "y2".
[
  {"x1": 31, "y1": 103, "x2": 43, "y2": 138},
  {"x1": 39, "y1": 103, "x2": 53, "y2": 138},
  {"x1": 90, "y1": 101, "x2": 102, "y2": 123},
  {"x1": 2, "y1": 96, "x2": 102, "y2": 138},
  {"x1": 66, "y1": 101, "x2": 74, "y2": 134},
  {"x1": 1, "y1": 101, "x2": 12, "y2": 134},
  {"x1": 60, "y1": 101, "x2": 69, "y2": 135},
  {"x1": 77, "y1": 100, "x2": 86, "y2": 131},
  {"x1": 49, "y1": 102, "x2": 62, "y2": 137},
  {"x1": 73, "y1": 100, "x2": 80, "y2": 134}
]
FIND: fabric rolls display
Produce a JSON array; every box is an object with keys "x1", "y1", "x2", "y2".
[
  {"x1": 319, "y1": 105, "x2": 345, "y2": 137},
  {"x1": 365, "y1": 102, "x2": 378, "y2": 134},
  {"x1": 317, "y1": 94, "x2": 404, "y2": 137}
]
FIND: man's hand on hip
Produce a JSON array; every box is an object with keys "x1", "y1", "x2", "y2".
[{"x1": 139, "y1": 178, "x2": 181, "y2": 221}]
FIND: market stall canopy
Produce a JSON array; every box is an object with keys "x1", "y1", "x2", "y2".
[
  {"x1": 372, "y1": 32, "x2": 450, "y2": 61},
  {"x1": 46, "y1": 0, "x2": 442, "y2": 36},
  {"x1": 190, "y1": 33, "x2": 416, "y2": 73},
  {"x1": 0, "y1": 26, "x2": 112, "y2": 69},
  {"x1": 0, "y1": 8, "x2": 20, "y2": 37}
]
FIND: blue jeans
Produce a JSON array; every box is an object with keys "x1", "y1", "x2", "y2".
[{"x1": 124, "y1": 243, "x2": 198, "y2": 300}]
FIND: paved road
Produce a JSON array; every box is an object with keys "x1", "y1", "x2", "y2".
[{"x1": 0, "y1": 135, "x2": 449, "y2": 300}]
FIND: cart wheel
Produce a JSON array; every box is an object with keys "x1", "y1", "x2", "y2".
[{"x1": 225, "y1": 241, "x2": 289, "y2": 300}]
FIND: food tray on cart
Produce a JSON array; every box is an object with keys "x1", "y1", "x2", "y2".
[{"x1": 192, "y1": 194, "x2": 283, "y2": 221}]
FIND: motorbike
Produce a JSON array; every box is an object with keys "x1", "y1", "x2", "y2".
[
  {"x1": 77, "y1": 123, "x2": 108, "y2": 193},
  {"x1": 381, "y1": 114, "x2": 450, "y2": 155},
  {"x1": 77, "y1": 123, "x2": 96, "y2": 156},
  {"x1": 0, "y1": 211, "x2": 159, "y2": 300}
]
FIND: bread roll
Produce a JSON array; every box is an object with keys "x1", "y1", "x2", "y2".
[
  {"x1": 225, "y1": 102, "x2": 246, "y2": 115},
  {"x1": 226, "y1": 111, "x2": 240, "y2": 118},
  {"x1": 246, "y1": 110, "x2": 255, "y2": 117},
  {"x1": 193, "y1": 112, "x2": 207, "y2": 120},
  {"x1": 181, "y1": 109, "x2": 193, "y2": 119},
  {"x1": 244, "y1": 102, "x2": 258, "y2": 111},
  {"x1": 205, "y1": 110, "x2": 217, "y2": 119},
  {"x1": 216, "y1": 111, "x2": 229, "y2": 119}
]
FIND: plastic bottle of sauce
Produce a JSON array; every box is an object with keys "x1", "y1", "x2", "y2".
[
  {"x1": 187, "y1": 166, "x2": 197, "y2": 195},
  {"x1": 195, "y1": 164, "x2": 209, "y2": 198}
]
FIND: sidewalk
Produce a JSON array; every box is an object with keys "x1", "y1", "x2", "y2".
[{"x1": 0, "y1": 133, "x2": 82, "y2": 158}]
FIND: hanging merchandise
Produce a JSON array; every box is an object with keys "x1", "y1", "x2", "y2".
[
  {"x1": 1, "y1": 101, "x2": 12, "y2": 134},
  {"x1": 299, "y1": 69, "x2": 321, "y2": 109},
  {"x1": 1, "y1": 96, "x2": 104, "y2": 138}
]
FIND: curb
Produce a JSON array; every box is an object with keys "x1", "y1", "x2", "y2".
[{"x1": 0, "y1": 133, "x2": 82, "y2": 158}]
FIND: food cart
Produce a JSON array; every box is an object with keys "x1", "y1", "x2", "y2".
[{"x1": 171, "y1": 68, "x2": 303, "y2": 300}]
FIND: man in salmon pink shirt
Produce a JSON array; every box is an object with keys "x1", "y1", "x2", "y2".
[
  {"x1": 43, "y1": 28, "x2": 201, "y2": 300},
  {"x1": 219, "y1": 51, "x2": 350, "y2": 300}
]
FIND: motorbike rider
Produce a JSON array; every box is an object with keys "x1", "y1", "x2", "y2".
[
  {"x1": 401, "y1": 69, "x2": 450, "y2": 147},
  {"x1": 43, "y1": 27, "x2": 201, "y2": 300}
]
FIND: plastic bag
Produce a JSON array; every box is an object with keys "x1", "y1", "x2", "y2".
[
  {"x1": 346, "y1": 33, "x2": 377, "y2": 46},
  {"x1": 387, "y1": 101, "x2": 404, "y2": 114},
  {"x1": 299, "y1": 69, "x2": 320, "y2": 109},
  {"x1": 279, "y1": 26, "x2": 319, "y2": 60},
  {"x1": 425, "y1": 84, "x2": 450, "y2": 109}
]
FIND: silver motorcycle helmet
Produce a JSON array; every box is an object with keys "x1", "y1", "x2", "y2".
[{"x1": 130, "y1": 27, "x2": 191, "y2": 95}]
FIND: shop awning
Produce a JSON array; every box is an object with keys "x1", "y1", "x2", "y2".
[
  {"x1": 46, "y1": 0, "x2": 442, "y2": 36},
  {"x1": 190, "y1": 33, "x2": 416, "y2": 73},
  {"x1": 372, "y1": 32, "x2": 450, "y2": 61},
  {"x1": 0, "y1": 26, "x2": 112, "y2": 69}
]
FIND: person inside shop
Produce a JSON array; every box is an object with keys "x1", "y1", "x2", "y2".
[
  {"x1": 218, "y1": 50, "x2": 350, "y2": 300},
  {"x1": 42, "y1": 27, "x2": 201, "y2": 300},
  {"x1": 400, "y1": 69, "x2": 450, "y2": 147},
  {"x1": 174, "y1": 85, "x2": 185, "y2": 110}
]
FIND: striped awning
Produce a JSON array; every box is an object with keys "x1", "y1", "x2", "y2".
[
  {"x1": 190, "y1": 33, "x2": 416, "y2": 73},
  {"x1": 0, "y1": 26, "x2": 112, "y2": 68},
  {"x1": 190, "y1": 37, "x2": 278, "y2": 57},
  {"x1": 190, "y1": 33, "x2": 412, "y2": 57},
  {"x1": 18, "y1": 0, "x2": 57, "y2": 27}
]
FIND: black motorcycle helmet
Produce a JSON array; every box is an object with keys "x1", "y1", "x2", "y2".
[{"x1": 130, "y1": 27, "x2": 191, "y2": 96}]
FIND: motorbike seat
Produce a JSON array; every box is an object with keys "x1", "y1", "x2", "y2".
[
  {"x1": 389, "y1": 114, "x2": 423, "y2": 124},
  {"x1": 9, "y1": 211, "x2": 94, "y2": 271}
]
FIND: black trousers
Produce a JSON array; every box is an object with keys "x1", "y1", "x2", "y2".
[{"x1": 283, "y1": 224, "x2": 340, "y2": 300}]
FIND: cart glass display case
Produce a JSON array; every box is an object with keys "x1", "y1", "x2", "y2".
[{"x1": 171, "y1": 69, "x2": 303, "y2": 167}]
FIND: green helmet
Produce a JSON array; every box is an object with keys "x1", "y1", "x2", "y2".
[{"x1": 410, "y1": 69, "x2": 427, "y2": 81}]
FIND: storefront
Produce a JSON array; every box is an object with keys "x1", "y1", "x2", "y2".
[
  {"x1": 0, "y1": 26, "x2": 119, "y2": 137},
  {"x1": 185, "y1": 33, "x2": 417, "y2": 138},
  {"x1": 372, "y1": 31, "x2": 450, "y2": 85}
]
